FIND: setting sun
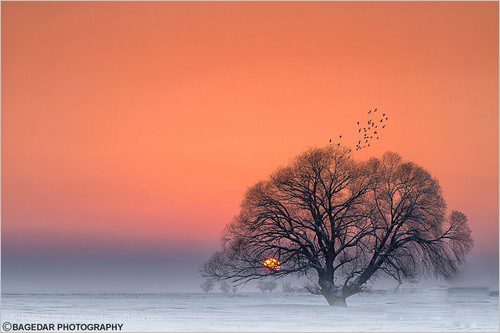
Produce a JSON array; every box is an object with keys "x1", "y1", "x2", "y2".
[{"x1": 263, "y1": 258, "x2": 281, "y2": 272}]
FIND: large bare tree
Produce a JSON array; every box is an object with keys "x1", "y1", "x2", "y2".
[{"x1": 201, "y1": 146, "x2": 473, "y2": 306}]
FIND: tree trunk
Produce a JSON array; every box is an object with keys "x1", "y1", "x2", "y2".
[
  {"x1": 322, "y1": 291, "x2": 348, "y2": 306},
  {"x1": 318, "y1": 277, "x2": 352, "y2": 306}
]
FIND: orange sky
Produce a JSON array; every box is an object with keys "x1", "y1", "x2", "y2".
[{"x1": 3, "y1": 2, "x2": 498, "y2": 261}]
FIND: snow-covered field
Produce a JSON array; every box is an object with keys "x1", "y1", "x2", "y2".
[{"x1": 1, "y1": 287, "x2": 498, "y2": 332}]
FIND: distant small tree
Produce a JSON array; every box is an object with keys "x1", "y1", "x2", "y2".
[
  {"x1": 220, "y1": 281, "x2": 231, "y2": 293},
  {"x1": 295, "y1": 287, "x2": 308, "y2": 294},
  {"x1": 282, "y1": 282, "x2": 296, "y2": 293},
  {"x1": 257, "y1": 281, "x2": 278, "y2": 293},
  {"x1": 201, "y1": 279, "x2": 215, "y2": 293},
  {"x1": 231, "y1": 284, "x2": 238, "y2": 294}
]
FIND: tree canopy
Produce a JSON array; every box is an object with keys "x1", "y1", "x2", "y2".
[{"x1": 202, "y1": 146, "x2": 473, "y2": 306}]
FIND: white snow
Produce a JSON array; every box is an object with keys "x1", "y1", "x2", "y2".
[{"x1": 1, "y1": 287, "x2": 498, "y2": 332}]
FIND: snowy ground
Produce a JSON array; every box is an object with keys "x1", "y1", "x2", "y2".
[{"x1": 1, "y1": 287, "x2": 498, "y2": 332}]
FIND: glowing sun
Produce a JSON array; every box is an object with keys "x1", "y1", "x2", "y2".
[{"x1": 263, "y1": 258, "x2": 281, "y2": 271}]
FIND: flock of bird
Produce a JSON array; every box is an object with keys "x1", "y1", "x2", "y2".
[
  {"x1": 355, "y1": 108, "x2": 389, "y2": 151},
  {"x1": 329, "y1": 108, "x2": 389, "y2": 152}
]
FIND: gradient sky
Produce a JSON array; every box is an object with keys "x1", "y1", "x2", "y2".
[{"x1": 2, "y1": 2, "x2": 498, "y2": 292}]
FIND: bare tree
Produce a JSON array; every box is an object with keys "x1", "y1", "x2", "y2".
[
  {"x1": 282, "y1": 282, "x2": 297, "y2": 293},
  {"x1": 201, "y1": 146, "x2": 473, "y2": 306},
  {"x1": 220, "y1": 281, "x2": 231, "y2": 293},
  {"x1": 231, "y1": 284, "x2": 238, "y2": 294},
  {"x1": 257, "y1": 281, "x2": 278, "y2": 293},
  {"x1": 200, "y1": 279, "x2": 215, "y2": 293}
]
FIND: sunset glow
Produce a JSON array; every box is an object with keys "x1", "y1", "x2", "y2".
[{"x1": 2, "y1": 1, "x2": 498, "y2": 293}]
